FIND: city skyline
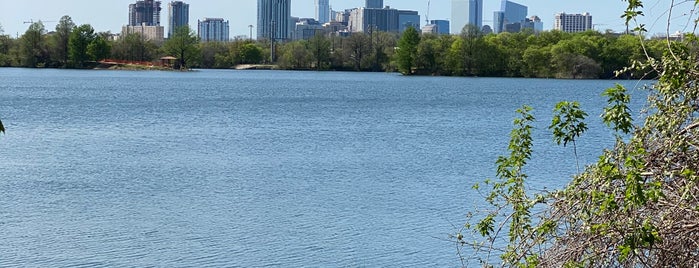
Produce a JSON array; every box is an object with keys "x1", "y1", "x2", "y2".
[{"x1": 0, "y1": 0, "x2": 695, "y2": 39}]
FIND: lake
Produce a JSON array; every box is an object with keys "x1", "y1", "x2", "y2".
[{"x1": 0, "y1": 69, "x2": 648, "y2": 267}]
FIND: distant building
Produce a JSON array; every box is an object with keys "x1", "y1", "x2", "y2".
[
  {"x1": 129, "y1": 0, "x2": 162, "y2": 26},
  {"x1": 316, "y1": 0, "x2": 330, "y2": 24},
  {"x1": 198, "y1": 18, "x2": 230, "y2": 42},
  {"x1": 422, "y1": 19, "x2": 450, "y2": 35},
  {"x1": 493, "y1": 0, "x2": 527, "y2": 34},
  {"x1": 122, "y1": 24, "x2": 165, "y2": 43},
  {"x1": 398, "y1": 10, "x2": 420, "y2": 33},
  {"x1": 522, "y1": 15, "x2": 543, "y2": 33},
  {"x1": 257, "y1": 0, "x2": 292, "y2": 40},
  {"x1": 554, "y1": 12, "x2": 592, "y2": 33},
  {"x1": 348, "y1": 7, "x2": 399, "y2": 33},
  {"x1": 365, "y1": 0, "x2": 383, "y2": 9},
  {"x1": 451, "y1": 0, "x2": 483, "y2": 34},
  {"x1": 294, "y1": 18, "x2": 324, "y2": 40},
  {"x1": 335, "y1": 9, "x2": 352, "y2": 26},
  {"x1": 168, "y1": 1, "x2": 189, "y2": 38}
]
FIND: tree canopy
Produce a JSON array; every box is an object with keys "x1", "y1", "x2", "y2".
[{"x1": 162, "y1": 25, "x2": 199, "y2": 69}]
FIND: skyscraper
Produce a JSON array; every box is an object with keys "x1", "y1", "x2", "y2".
[
  {"x1": 168, "y1": 1, "x2": 189, "y2": 38},
  {"x1": 554, "y1": 12, "x2": 592, "y2": 33},
  {"x1": 257, "y1": 0, "x2": 292, "y2": 40},
  {"x1": 451, "y1": 0, "x2": 482, "y2": 34},
  {"x1": 365, "y1": 0, "x2": 383, "y2": 9},
  {"x1": 129, "y1": 0, "x2": 162, "y2": 26},
  {"x1": 198, "y1": 18, "x2": 230, "y2": 42},
  {"x1": 316, "y1": 0, "x2": 330, "y2": 24},
  {"x1": 493, "y1": 0, "x2": 527, "y2": 33}
]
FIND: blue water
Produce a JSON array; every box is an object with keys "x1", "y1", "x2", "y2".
[{"x1": 0, "y1": 69, "x2": 648, "y2": 267}]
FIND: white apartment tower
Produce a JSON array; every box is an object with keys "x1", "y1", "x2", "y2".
[{"x1": 554, "y1": 12, "x2": 592, "y2": 33}]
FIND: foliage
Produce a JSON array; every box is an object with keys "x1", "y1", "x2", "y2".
[
  {"x1": 87, "y1": 35, "x2": 111, "y2": 62},
  {"x1": 20, "y1": 21, "x2": 46, "y2": 67},
  {"x1": 396, "y1": 26, "x2": 420, "y2": 75},
  {"x1": 69, "y1": 24, "x2": 96, "y2": 68},
  {"x1": 162, "y1": 25, "x2": 199, "y2": 69},
  {"x1": 111, "y1": 33, "x2": 159, "y2": 62},
  {"x1": 459, "y1": 1, "x2": 699, "y2": 267},
  {"x1": 54, "y1": 15, "x2": 76, "y2": 65}
]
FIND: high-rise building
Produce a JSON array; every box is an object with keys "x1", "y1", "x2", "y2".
[
  {"x1": 198, "y1": 18, "x2": 230, "y2": 42},
  {"x1": 431, "y1": 20, "x2": 450, "y2": 34},
  {"x1": 493, "y1": 0, "x2": 527, "y2": 33},
  {"x1": 257, "y1": 0, "x2": 292, "y2": 40},
  {"x1": 316, "y1": 0, "x2": 330, "y2": 24},
  {"x1": 348, "y1": 7, "x2": 399, "y2": 33},
  {"x1": 129, "y1": 0, "x2": 162, "y2": 26},
  {"x1": 451, "y1": 0, "x2": 482, "y2": 34},
  {"x1": 554, "y1": 12, "x2": 592, "y2": 33},
  {"x1": 398, "y1": 10, "x2": 420, "y2": 33},
  {"x1": 168, "y1": 1, "x2": 189, "y2": 38},
  {"x1": 365, "y1": 0, "x2": 383, "y2": 9},
  {"x1": 522, "y1": 15, "x2": 543, "y2": 33}
]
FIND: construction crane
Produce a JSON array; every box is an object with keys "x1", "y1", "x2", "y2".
[{"x1": 23, "y1": 19, "x2": 56, "y2": 24}]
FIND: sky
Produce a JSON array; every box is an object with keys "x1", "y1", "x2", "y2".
[{"x1": 0, "y1": 0, "x2": 696, "y2": 39}]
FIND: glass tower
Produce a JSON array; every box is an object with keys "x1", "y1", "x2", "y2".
[{"x1": 168, "y1": 1, "x2": 189, "y2": 38}]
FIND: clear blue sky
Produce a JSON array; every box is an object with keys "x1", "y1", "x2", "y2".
[{"x1": 0, "y1": 0, "x2": 694, "y2": 38}]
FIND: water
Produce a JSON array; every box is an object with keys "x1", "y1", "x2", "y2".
[{"x1": 0, "y1": 69, "x2": 648, "y2": 267}]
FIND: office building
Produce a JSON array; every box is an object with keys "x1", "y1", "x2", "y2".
[
  {"x1": 554, "y1": 12, "x2": 592, "y2": 33},
  {"x1": 422, "y1": 19, "x2": 450, "y2": 35},
  {"x1": 294, "y1": 18, "x2": 324, "y2": 40},
  {"x1": 348, "y1": 7, "x2": 399, "y2": 33},
  {"x1": 198, "y1": 18, "x2": 230, "y2": 42},
  {"x1": 522, "y1": 16, "x2": 543, "y2": 33},
  {"x1": 129, "y1": 0, "x2": 162, "y2": 26},
  {"x1": 451, "y1": 0, "x2": 482, "y2": 34},
  {"x1": 493, "y1": 0, "x2": 527, "y2": 33},
  {"x1": 365, "y1": 0, "x2": 383, "y2": 9},
  {"x1": 398, "y1": 10, "x2": 420, "y2": 33},
  {"x1": 316, "y1": 0, "x2": 330, "y2": 24},
  {"x1": 257, "y1": 0, "x2": 292, "y2": 40},
  {"x1": 168, "y1": 1, "x2": 189, "y2": 38}
]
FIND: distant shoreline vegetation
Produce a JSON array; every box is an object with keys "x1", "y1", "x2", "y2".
[{"x1": 0, "y1": 16, "x2": 673, "y2": 79}]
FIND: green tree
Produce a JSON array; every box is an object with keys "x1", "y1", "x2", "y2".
[
  {"x1": 111, "y1": 33, "x2": 157, "y2": 62},
  {"x1": 345, "y1": 33, "x2": 370, "y2": 71},
  {"x1": 309, "y1": 34, "x2": 331, "y2": 70},
  {"x1": 20, "y1": 21, "x2": 46, "y2": 67},
  {"x1": 396, "y1": 26, "x2": 420, "y2": 75},
  {"x1": 68, "y1": 24, "x2": 96, "y2": 68},
  {"x1": 239, "y1": 43, "x2": 263, "y2": 64},
  {"x1": 87, "y1": 35, "x2": 111, "y2": 61},
  {"x1": 162, "y1": 25, "x2": 199, "y2": 69},
  {"x1": 54, "y1": 15, "x2": 75, "y2": 66}
]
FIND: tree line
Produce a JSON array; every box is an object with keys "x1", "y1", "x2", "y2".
[{"x1": 0, "y1": 15, "x2": 673, "y2": 78}]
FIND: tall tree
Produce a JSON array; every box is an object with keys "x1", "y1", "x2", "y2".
[
  {"x1": 68, "y1": 24, "x2": 96, "y2": 68},
  {"x1": 396, "y1": 26, "x2": 420, "y2": 75},
  {"x1": 309, "y1": 34, "x2": 331, "y2": 70},
  {"x1": 87, "y1": 35, "x2": 110, "y2": 61},
  {"x1": 20, "y1": 22, "x2": 46, "y2": 67},
  {"x1": 162, "y1": 25, "x2": 199, "y2": 69},
  {"x1": 54, "y1": 15, "x2": 75, "y2": 66}
]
